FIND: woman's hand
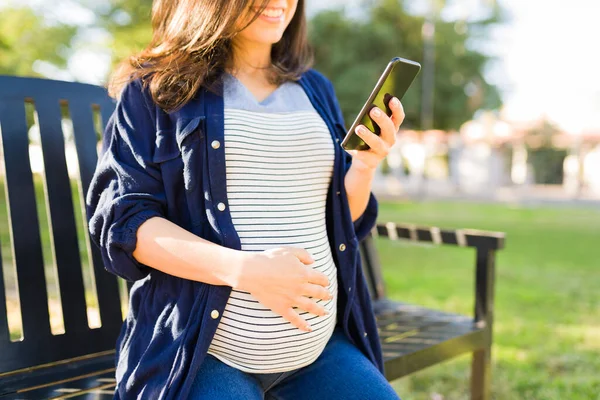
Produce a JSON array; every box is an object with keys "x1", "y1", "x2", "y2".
[
  {"x1": 235, "y1": 247, "x2": 333, "y2": 333},
  {"x1": 346, "y1": 96, "x2": 405, "y2": 171}
]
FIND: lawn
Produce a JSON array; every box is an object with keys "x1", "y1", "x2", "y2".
[{"x1": 377, "y1": 200, "x2": 600, "y2": 400}]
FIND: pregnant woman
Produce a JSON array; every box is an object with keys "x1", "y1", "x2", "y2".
[{"x1": 86, "y1": 0, "x2": 405, "y2": 399}]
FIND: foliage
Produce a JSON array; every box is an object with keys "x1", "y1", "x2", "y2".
[
  {"x1": 528, "y1": 148, "x2": 568, "y2": 184},
  {"x1": 0, "y1": 7, "x2": 77, "y2": 76},
  {"x1": 309, "y1": 0, "x2": 503, "y2": 130},
  {"x1": 78, "y1": 0, "x2": 153, "y2": 70},
  {"x1": 525, "y1": 118, "x2": 567, "y2": 184}
]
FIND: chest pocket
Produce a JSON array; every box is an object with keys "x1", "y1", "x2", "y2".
[
  {"x1": 153, "y1": 117, "x2": 205, "y2": 188},
  {"x1": 153, "y1": 116, "x2": 206, "y2": 159},
  {"x1": 153, "y1": 130, "x2": 181, "y2": 163}
]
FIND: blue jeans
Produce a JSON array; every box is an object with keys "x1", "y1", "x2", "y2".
[{"x1": 188, "y1": 325, "x2": 401, "y2": 399}]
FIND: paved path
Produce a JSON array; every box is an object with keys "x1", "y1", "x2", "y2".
[{"x1": 372, "y1": 177, "x2": 600, "y2": 209}]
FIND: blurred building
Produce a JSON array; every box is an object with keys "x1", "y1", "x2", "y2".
[{"x1": 373, "y1": 112, "x2": 600, "y2": 199}]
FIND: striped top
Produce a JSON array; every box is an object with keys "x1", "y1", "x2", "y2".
[{"x1": 206, "y1": 72, "x2": 338, "y2": 373}]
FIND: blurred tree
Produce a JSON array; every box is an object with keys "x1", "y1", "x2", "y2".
[
  {"x1": 308, "y1": 3, "x2": 424, "y2": 130},
  {"x1": 0, "y1": 7, "x2": 77, "y2": 76},
  {"x1": 309, "y1": 0, "x2": 503, "y2": 130},
  {"x1": 77, "y1": 0, "x2": 153, "y2": 70},
  {"x1": 525, "y1": 119, "x2": 567, "y2": 184}
]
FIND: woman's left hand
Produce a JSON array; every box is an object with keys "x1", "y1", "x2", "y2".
[{"x1": 346, "y1": 96, "x2": 405, "y2": 171}]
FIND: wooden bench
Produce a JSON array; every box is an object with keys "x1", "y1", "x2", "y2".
[{"x1": 0, "y1": 76, "x2": 505, "y2": 399}]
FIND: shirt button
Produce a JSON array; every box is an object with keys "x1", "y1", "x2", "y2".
[
  {"x1": 336, "y1": 191, "x2": 341, "y2": 196},
  {"x1": 211, "y1": 140, "x2": 221, "y2": 149},
  {"x1": 364, "y1": 332, "x2": 368, "y2": 337},
  {"x1": 217, "y1": 202, "x2": 226, "y2": 211},
  {"x1": 211, "y1": 309, "x2": 220, "y2": 319},
  {"x1": 348, "y1": 287, "x2": 352, "y2": 292},
  {"x1": 339, "y1": 243, "x2": 346, "y2": 251}
]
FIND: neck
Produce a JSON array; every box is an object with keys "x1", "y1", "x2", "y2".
[{"x1": 228, "y1": 38, "x2": 273, "y2": 81}]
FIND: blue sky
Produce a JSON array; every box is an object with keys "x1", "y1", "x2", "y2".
[{"x1": 5, "y1": 0, "x2": 600, "y2": 131}]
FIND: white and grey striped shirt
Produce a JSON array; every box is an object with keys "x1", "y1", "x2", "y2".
[{"x1": 206, "y1": 72, "x2": 338, "y2": 373}]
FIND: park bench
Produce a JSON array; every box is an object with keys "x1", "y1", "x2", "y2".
[{"x1": 0, "y1": 76, "x2": 505, "y2": 399}]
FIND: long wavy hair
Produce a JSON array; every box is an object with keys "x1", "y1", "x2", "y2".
[{"x1": 108, "y1": 0, "x2": 313, "y2": 112}]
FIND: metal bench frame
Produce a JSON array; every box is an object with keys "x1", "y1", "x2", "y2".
[
  {"x1": 0, "y1": 76, "x2": 505, "y2": 399},
  {"x1": 363, "y1": 223, "x2": 504, "y2": 399}
]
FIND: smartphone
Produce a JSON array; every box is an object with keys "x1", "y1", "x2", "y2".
[{"x1": 341, "y1": 57, "x2": 421, "y2": 151}]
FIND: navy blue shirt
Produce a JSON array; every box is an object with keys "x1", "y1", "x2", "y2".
[{"x1": 86, "y1": 68, "x2": 381, "y2": 399}]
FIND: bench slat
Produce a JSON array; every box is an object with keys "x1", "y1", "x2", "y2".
[
  {"x1": 69, "y1": 100, "x2": 124, "y2": 329},
  {"x1": 36, "y1": 98, "x2": 89, "y2": 336},
  {"x1": 0, "y1": 352, "x2": 114, "y2": 399},
  {"x1": 0, "y1": 99, "x2": 52, "y2": 340},
  {"x1": 375, "y1": 222, "x2": 505, "y2": 250},
  {"x1": 375, "y1": 300, "x2": 486, "y2": 381},
  {"x1": 68, "y1": 102, "x2": 97, "y2": 199},
  {"x1": 0, "y1": 259, "x2": 8, "y2": 344}
]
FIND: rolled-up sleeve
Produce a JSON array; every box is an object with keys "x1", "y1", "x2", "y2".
[
  {"x1": 85, "y1": 80, "x2": 166, "y2": 282},
  {"x1": 325, "y1": 77, "x2": 379, "y2": 242}
]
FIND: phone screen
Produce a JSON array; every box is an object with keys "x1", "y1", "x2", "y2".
[{"x1": 342, "y1": 58, "x2": 421, "y2": 151}]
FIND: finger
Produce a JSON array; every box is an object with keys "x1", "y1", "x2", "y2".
[
  {"x1": 389, "y1": 97, "x2": 405, "y2": 132},
  {"x1": 354, "y1": 125, "x2": 387, "y2": 155},
  {"x1": 306, "y1": 268, "x2": 330, "y2": 287},
  {"x1": 287, "y1": 247, "x2": 314, "y2": 265},
  {"x1": 300, "y1": 282, "x2": 333, "y2": 301},
  {"x1": 294, "y1": 296, "x2": 328, "y2": 317},
  {"x1": 369, "y1": 106, "x2": 396, "y2": 145},
  {"x1": 280, "y1": 307, "x2": 312, "y2": 332}
]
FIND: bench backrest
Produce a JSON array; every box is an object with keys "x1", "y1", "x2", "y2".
[
  {"x1": 360, "y1": 222, "x2": 505, "y2": 324},
  {"x1": 0, "y1": 76, "x2": 122, "y2": 374}
]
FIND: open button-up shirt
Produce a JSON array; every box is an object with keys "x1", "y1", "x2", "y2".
[{"x1": 86, "y1": 68, "x2": 381, "y2": 400}]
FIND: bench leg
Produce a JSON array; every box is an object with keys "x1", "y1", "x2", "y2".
[{"x1": 470, "y1": 346, "x2": 491, "y2": 400}]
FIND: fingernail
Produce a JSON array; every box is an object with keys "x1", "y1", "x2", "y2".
[
  {"x1": 392, "y1": 97, "x2": 400, "y2": 107},
  {"x1": 372, "y1": 107, "x2": 381, "y2": 117},
  {"x1": 305, "y1": 325, "x2": 312, "y2": 332},
  {"x1": 355, "y1": 126, "x2": 364, "y2": 134}
]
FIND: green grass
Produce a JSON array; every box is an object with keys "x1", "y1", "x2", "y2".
[{"x1": 377, "y1": 200, "x2": 600, "y2": 400}]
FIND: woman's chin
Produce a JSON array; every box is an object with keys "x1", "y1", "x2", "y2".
[{"x1": 243, "y1": 25, "x2": 284, "y2": 42}]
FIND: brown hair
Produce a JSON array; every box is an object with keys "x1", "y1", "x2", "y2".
[{"x1": 108, "y1": 0, "x2": 314, "y2": 112}]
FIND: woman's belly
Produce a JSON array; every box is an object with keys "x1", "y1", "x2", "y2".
[{"x1": 206, "y1": 228, "x2": 338, "y2": 374}]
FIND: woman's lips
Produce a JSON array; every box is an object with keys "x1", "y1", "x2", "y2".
[{"x1": 254, "y1": 7, "x2": 285, "y2": 23}]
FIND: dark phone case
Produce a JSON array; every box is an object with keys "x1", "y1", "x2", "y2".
[
  {"x1": 341, "y1": 57, "x2": 421, "y2": 151},
  {"x1": 368, "y1": 93, "x2": 394, "y2": 136}
]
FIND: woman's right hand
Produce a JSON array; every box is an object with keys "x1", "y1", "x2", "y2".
[{"x1": 236, "y1": 247, "x2": 333, "y2": 332}]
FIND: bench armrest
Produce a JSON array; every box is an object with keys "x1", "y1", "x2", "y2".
[{"x1": 361, "y1": 222, "x2": 506, "y2": 328}]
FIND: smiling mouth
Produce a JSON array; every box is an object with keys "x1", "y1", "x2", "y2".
[{"x1": 254, "y1": 7, "x2": 285, "y2": 18}]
